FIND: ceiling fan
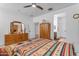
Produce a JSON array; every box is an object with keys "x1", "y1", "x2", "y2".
[{"x1": 24, "y1": 3, "x2": 43, "y2": 10}]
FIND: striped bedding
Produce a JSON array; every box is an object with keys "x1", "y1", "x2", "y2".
[{"x1": 3, "y1": 38, "x2": 76, "y2": 56}]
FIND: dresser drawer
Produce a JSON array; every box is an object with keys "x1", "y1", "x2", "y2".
[
  {"x1": 5, "y1": 38, "x2": 15, "y2": 45},
  {"x1": 5, "y1": 33, "x2": 28, "y2": 45}
]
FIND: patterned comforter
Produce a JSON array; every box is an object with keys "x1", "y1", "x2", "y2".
[{"x1": 1, "y1": 38, "x2": 76, "y2": 56}]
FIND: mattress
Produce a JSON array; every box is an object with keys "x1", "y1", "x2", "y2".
[{"x1": 1, "y1": 38, "x2": 76, "y2": 56}]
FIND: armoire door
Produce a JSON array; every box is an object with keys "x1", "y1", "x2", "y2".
[
  {"x1": 40, "y1": 23, "x2": 45, "y2": 38},
  {"x1": 40, "y1": 23, "x2": 50, "y2": 39}
]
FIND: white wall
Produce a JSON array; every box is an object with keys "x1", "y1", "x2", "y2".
[
  {"x1": 0, "y1": 8, "x2": 35, "y2": 45},
  {"x1": 33, "y1": 4, "x2": 79, "y2": 53}
]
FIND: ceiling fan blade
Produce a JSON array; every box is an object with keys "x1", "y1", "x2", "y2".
[
  {"x1": 36, "y1": 5, "x2": 43, "y2": 10},
  {"x1": 24, "y1": 5, "x2": 32, "y2": 8}
]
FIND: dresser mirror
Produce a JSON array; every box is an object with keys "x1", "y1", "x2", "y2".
[{"x1": 10, "y1": 21, "x2": 25, "y2": 34}]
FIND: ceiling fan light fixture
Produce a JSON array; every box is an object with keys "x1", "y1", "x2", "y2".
[
  {"x1": 32, "y1": 4, "x2": 36, "y2": 7},
  {"x1": 24, "y1": 3, "x2": 43, "y2": 10}
]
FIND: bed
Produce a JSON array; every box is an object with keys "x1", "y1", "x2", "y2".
[{"x1": 0, "y1": 38, "x2": 76, "y2": 56}]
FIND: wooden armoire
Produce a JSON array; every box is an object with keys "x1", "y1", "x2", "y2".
[{"x1": 40, "y1": 23, "x2": 51, "y2": 39}]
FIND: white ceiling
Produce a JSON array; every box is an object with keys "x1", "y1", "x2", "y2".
[{"x1": 0, "y1": 3, "x2": 76, "y2": 17}]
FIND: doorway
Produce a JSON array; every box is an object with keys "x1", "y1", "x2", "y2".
[
  {"x1": 54, "y1": 13, "x2": 66, "y2": 39},
  {"x1": 34, "y1": 23, "x2": 39, "y2": 38}
]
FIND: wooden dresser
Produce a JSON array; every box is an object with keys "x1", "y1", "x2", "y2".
[{"x1": 5, "y1": 33, "x2": 28, "y2": 45}]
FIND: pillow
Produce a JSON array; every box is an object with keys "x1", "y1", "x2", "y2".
[{"x1": 0, "y1": 47, "x2": 9, "y2": 56}]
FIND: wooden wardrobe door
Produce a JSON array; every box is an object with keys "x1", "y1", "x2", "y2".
[
  {"x1": 40, "y1": 23, "x2": 44, "y2": 38},
  {"x1": 44, "y1": 23, "x2": 50, "y2": 39},
  {"x1": 40, "y1": 23, "x2": 50, "y2": 39}
]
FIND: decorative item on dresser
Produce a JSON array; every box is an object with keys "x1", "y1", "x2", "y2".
[
  {"x1": 5, "y1": 21, "x2": 28, "y2": 45},
  {"x1": 40, "y1": 22, "x2": 51, "y2": 39}
]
